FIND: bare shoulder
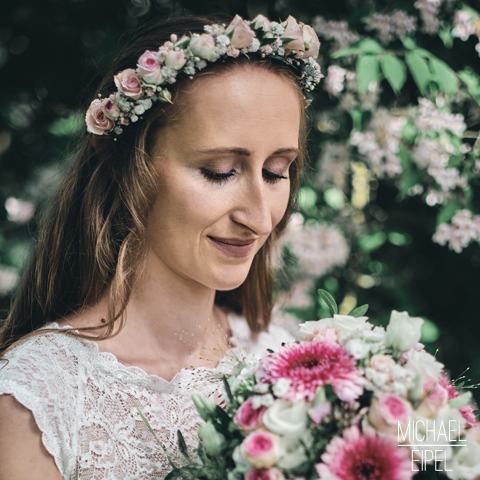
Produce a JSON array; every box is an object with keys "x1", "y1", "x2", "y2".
[{"x1": 0, "y1": 395, "x2": 62, "y2": 479}]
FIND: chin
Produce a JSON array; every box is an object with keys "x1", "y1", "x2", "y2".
[{"x1": 208, "y1": 264, "x2": 251, "y2": 292}]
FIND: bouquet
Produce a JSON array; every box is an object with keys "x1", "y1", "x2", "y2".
[{"x1": 153, "y1": 291, "x2": 480, "y2": 480}]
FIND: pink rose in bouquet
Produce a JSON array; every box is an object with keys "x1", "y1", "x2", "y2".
[
  {"x1": 246, "y1": 467, "x2": 285, "y2": 480},
  {"x1": 368, "y1": 393, "x2": 412, "y2": 435},
  {"x1": 235, "y1": 397, "x2": 267, "y2": 432},
  {"x1": 242, "y1": 431, "x2": 280, "y2": 468}
]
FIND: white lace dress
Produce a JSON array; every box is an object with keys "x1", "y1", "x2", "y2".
[{"x1": 0, "y1": 312, "x2": 293, "y2": 479}]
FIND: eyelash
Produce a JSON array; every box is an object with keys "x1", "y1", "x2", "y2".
[{"x1": 201, "y1": 168, "x2": 288, "y2": 185}]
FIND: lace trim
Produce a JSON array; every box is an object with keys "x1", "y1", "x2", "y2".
[{"x1": 38, "y1": 315, "x2": 246, "y2": 392}]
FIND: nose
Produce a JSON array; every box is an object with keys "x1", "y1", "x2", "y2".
[{"x1": 231, "y1": 170, "x2": 273, "y2": 236}]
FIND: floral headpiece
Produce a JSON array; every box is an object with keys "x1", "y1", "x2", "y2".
[{"x1": 85, "y1": 14, "x2": 322, "y2": 136}]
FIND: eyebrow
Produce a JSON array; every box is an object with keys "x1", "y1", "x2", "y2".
[{"x1": 196, "y1": 147, "x2": 299, "y2": 156}]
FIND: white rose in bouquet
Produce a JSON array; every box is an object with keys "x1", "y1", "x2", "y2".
[
  {"x1": 405, "y1": 349, "x2": 444, "y2": 383},
  {"x1": 385, "y1": 311, "x2": 424, "y2": 358},
  {"x1": 263, "y1": 399, "x2": 309, "y2": 445},
  {"x1": 442, "y1": 432, "x2": 480, "y2": 480}
]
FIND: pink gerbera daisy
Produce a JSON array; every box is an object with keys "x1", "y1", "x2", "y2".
[
  {"x1": 256, "y1": 339, "x2": 364, "y2": 402},
  {"x1": 316, "y1": 426, "x2": 416, "y2": 480}
]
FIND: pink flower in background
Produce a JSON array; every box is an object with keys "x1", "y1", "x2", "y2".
[
  {"x1": 5, "y1": 197, "x2": 34, "y2": 222},
  {"x1": 316, "y1": 426, "x2": 415, "y2": 480},
  {"x1": 242, "y1": 431, "x2": 279, "y2": 468},
  {"x1": 234, "y1": 397, "x2": 266, "y2": 432},
  {"x1": 256, "y1": 340, "x2": 364, "y2": 402},
  {"x1": 114, "y1": 69, "x2": 143, "y2": 98},
  {"x1": 226, "y1": 14, "x2": 255, "y2": 49},
  {"x1": 246, "y1": 467, "x2": 284, "y2": 480},
  {"x1": 137, "y1": 50, "x2": 164, "y2": 84}
]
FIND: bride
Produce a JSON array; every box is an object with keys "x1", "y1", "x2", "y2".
[{"x1": 0, "y1": 13, "x2": 320, "y2": 479}]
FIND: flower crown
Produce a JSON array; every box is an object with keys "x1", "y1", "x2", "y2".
[{"x1": 85, "y1": 14, "x2": 322, "y2": 136}]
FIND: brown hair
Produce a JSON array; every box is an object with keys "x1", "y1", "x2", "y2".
[{"x1": 0, "y1": 14, "x2": 307, "y2": 354}]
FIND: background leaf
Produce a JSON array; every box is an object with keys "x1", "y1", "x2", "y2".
[
  {"x1": 405, "y1": 52, "x2": 431, "y2": 95},
  {"x1": 429, "y1": 57, "x2": 458, "y2": 95},
  {"x1": 380, "y1": 54, "x2": 407, "y2": 93},
  {"x1": 357, "y1": 55, "x2": 381, "y2": 93}
]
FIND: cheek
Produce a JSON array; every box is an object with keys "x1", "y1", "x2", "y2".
[
  {"x1": 150, "y1": 173, "x2": 226, "y2": 242},
  {"x1": 270, "y1": 182, "x2": 291, "y2": 228}
]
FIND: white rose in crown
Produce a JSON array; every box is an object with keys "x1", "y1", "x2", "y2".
[
  {"x1": 384, "y1": 310, "x2": 424, "y2": 358},
  {"x1": 165, "y1": 50, "x2": 187, "y2": 70},
  {"x1": 189, "y1": 34, "x2": 219, "y2": 61}
]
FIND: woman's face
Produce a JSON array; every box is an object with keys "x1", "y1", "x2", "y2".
[{"x1": 148, "y1": 66, "x2": 301, "y2": 292}]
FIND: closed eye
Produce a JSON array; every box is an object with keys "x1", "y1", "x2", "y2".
[{"x1": 201, "y1": 168, "x2": 288, "y2": 185}]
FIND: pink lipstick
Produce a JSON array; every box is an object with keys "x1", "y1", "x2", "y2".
[{"x1": 208, "y1": 236, "x2": 256, "y2": 258}]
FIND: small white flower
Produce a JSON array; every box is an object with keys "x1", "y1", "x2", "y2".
[
  {"x1": 272, "y1": 378, "x2": 291, "y2": 398},
  {"x1": 134, "y1": 104, "x2": 145, "y2": 115},
  {"x1": 252, "y1": 393, "x2": 274, "y2": 409},
  {"x1": 345, "y1": 338, "x2": 371, "y2": 359},
  {"x1": 270, "y1": 22, "x2": 285, "y2": 35},
  {"x1": 246, "y1": 38, "x2": 261, "y2": 52}
]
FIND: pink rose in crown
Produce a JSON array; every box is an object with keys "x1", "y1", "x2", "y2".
[
  {"x1": 102, "y1": 98, "x2": 119, "y2": 120},
  {"x1": 302, "y1": 25, "x2": 320, "y2": 59},
  {"x1": 189, "y1": 34, "x2": 219, "y2": 61},
  {"x1": 242, "y1": 431, "x2": 279, "y2": 468},
  {"x1": 251, "y1": 14, "x2": 271, "y2": 32},
  {"x1": 165, "y1": 50, "x2": 187, "y2": 70},
  {"x1": 137, "y1": 51, "x2": 164, "y2": 85},
  {"x1": 234, "y1": 397, "x2": 266, "y2": 432},
  {"x1": 282, "y1": 16, "x2": 305, "y2": 54},
  {"x1": 85, "y1": 99, "x2": 114, "y2": 135},
  {"x1": 246, "y1": 467, "x2": 285, "y2": 480},
  {"x1": 368, "y1": 393, "x2": 412, "y2": 435},
  {"x1": 226, "y1": 15, "x2": 255, "y2": 49},
  {"x1": 114, "y1": 68, "x2": 143, "y2": 98}
]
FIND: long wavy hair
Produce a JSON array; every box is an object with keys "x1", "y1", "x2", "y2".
[{"x1": 0, "y1": 14, "x2": 307, "y2": 354}]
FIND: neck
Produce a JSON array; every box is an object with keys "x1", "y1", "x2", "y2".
[{"x1": 93, "y1": 248, "x2": 231, "y2": 368}]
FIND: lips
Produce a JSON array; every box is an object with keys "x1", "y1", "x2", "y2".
[{"x1": 208, "y1": 236, "x2": 256, "y2": 258}]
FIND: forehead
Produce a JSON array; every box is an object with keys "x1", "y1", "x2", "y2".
[{"x1": 162, "y1": 66, "x2": 301, "y2": 154}]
